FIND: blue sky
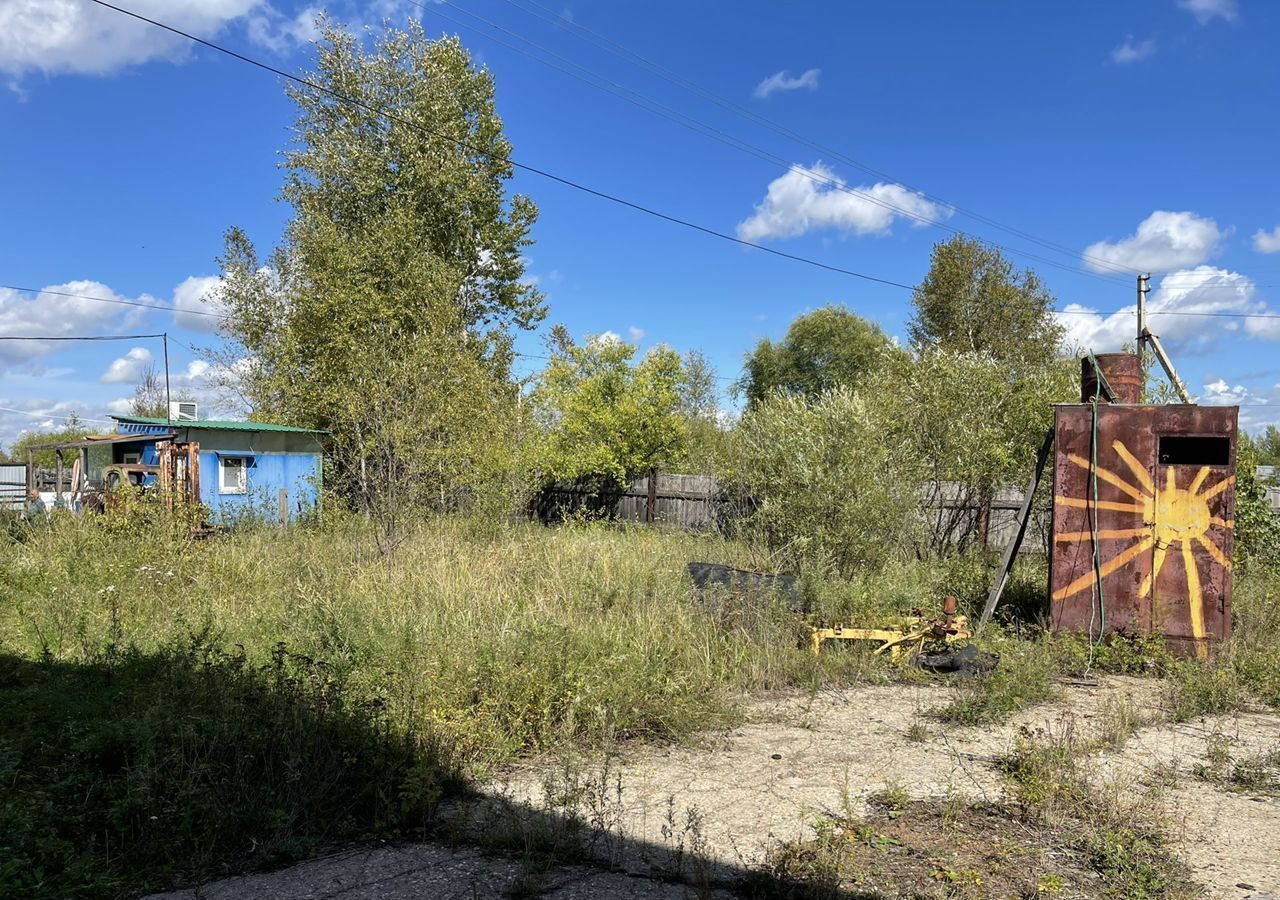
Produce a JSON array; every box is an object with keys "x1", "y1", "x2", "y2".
[{"x1": 2, "y1": 0, "x2": 1280, "y2": 450}]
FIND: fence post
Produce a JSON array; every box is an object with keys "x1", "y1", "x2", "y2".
[
  {"x1": 278, "y1": 488, "x2": 289, "y2": 529},
  {"x1": 646, "y1": 469, "x2": 657, "y2": 526},
  {"x1": 25, "y1": 449, "x2": 34, "y2": 518}
]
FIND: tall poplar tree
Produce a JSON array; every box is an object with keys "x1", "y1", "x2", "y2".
[{"x1": 210, "y1": 21, "x2": 544, "y2": 532}]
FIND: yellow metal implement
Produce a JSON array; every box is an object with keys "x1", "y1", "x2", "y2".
[{"x1": 809, "y1": 609, "x2": 970, "y2": 659}]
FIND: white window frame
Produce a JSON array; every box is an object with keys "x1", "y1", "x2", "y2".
[
  {"x1": 121, "y1": 452, "x2": 140, "y2": 465},
  {"x1": 219, "y1": 456, "x2": 249, "y2": 495}
]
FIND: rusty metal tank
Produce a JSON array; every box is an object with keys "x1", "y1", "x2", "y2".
[
  {"x1": 1081, "y1": 353, "x2": 1142, "y2": 404},
  {"x1": 1049, "y1": 400, "x2": 1237, "y2": 657}
]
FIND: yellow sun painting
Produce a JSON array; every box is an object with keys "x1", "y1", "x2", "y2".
[{"x1": 1053, "y1": 438, "x2": 1233, "y2": 651}]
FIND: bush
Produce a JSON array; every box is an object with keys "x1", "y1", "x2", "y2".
[{"x1": 720, "y1": 387, "x2": 925, "y2": 574}]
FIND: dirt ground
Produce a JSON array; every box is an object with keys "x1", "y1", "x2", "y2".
[{"x1": 148, "y1": 677, "x2": 1280, "y2": 900}]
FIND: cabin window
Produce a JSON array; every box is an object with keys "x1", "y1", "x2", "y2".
[
  {"x1": 219, "y1": 456, "x2": 248, "y2": 494},
  {"x1": 1158, "y1": 436, "x2": 1231, "y2": 467},
  {"x1": 121, "y1": 453, "x2": 140, "y2": 465}
]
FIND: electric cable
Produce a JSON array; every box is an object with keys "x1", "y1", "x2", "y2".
[
  {"x1": 414, "y1": 0, "x2": 1134, "y2": 286},
  {"x1": 86, "y1": 0, "x2": 918, "y2": 292},
  {"x1": 493, "y1": 0, "x2": 1152, "y2": 279}
]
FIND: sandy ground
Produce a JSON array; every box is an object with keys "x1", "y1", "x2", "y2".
[{"x1": 148, "y1": 677, "x2": 1280, "y2": 900}]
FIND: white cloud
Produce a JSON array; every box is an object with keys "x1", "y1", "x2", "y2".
[
  {"x1": 105, "y1": 357, "x2": 248, "y2": 420},
  {"x1": 100, "y1": 346, "x2": 153, "y2": 384},
  {"x1": 1252, "y1": 226, "x2": 1280, "y2": 254},
  {"x1": 753, "y1": 68, "x2": 820, "y2": 99},
  {"x1": 594, "y1": 330, "x2": 622, "y2": 345},
  {"x1": 1199, "y1": 377, "x2": 1280, "y2": 433},
  {"x1": 0, "y1": 397, "x2": 115, "y2": 450},
  {"x1": 1057, "y1": 266, "x2": 1272, "y2": 356},
  {"x1": 172, "y1": 275, "x2": 227, "y2": 332},
  {"x1": 0, "y1": 0, "x2": 263, "y2": 80},
  {"x1": 1111, "y1": 36, "x2": 1156, "y2": 64},
  {"x1": 246, "y1": 4, "x2": 320, "y2": 53},
  {"x1": 1082, "y1": 210, "x2": 1223, "y2": 273},
  {"x1": 737, "y1": 162, "x2": 950, "y2": 242},
  {"x1": 627, "y1": 326, "x2": 645, "y2": 342},
  {"x1": 1202, "y1": 377, "x2": 1249, "y2": 404},
  {"x1": 0, "y1": 280, "x2": 148, "y2": 371},
  {"x1": 1177, "y1": 0, "x2": 1238, "y2": 24}
]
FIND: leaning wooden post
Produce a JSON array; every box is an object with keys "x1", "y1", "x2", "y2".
[
  {"x1": 79, "y1": 447, "x2": 89, "y2": 501},
  {"x1": 978, "y1": 428, "x2": 1055, "y2": 630}
]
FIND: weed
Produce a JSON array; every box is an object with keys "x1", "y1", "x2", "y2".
[
  {"x1": 933, "y1": 631, "x2": 1059, "y2": 725},
  {"x1": 1090, "y1": 694, "x2": 1159, "y2": 751},
  {"x1": 1168, "y1": 658, "x2": 1245, "y2": 722},
  {"x1": 1192, "y1": 734, "x2": 1280, "y2": 796},
  {"x1": 997, "y1": 724, "x2": 1197, "y2": 899}
]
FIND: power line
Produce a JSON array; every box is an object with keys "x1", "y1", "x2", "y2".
[
  {"x1": 12, "y1": 279, "x2": 1280, "y2": 332},
  {"x1": 0, "y1": 405, "x2": 113, "y2": 424},
  {"x1": 0, "y1": 283, "x2": 224, "y2": 319},
  {"x1": 87, "y1": 0, "x2": 917, "y2": 292},
  {"x1": 413, "y1": 0, "x2": 1133, "y2": 287},
  {"x1": 0, "y1": 333, "x2": 167, "y2": 341},
  {"x1": 493, "y1": 0, "x2": 1146, "y2": 280}
]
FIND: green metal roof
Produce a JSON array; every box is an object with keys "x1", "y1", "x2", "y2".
[{"x1": 111, "y1": 415, "x2": 327, "y2": 435}]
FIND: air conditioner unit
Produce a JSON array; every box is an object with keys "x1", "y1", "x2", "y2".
[{"x1": 169, "y1": 401, "x2": 198, "y2": 421}]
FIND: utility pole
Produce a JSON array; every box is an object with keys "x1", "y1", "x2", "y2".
[
  {"x1": 1136, "y1": 273, "x2": 1149, "y2": 353},
  {"x1": 1135, "y1": 273, "x2": 1193, "y2": 403}
]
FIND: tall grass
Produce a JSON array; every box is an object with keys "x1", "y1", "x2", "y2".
[
  {"x1": 3, "y1": 513, "x2": 833, "y2": 895},
  {"x1": 2, "y1": 515, "x2": 820, "y2": 771}
]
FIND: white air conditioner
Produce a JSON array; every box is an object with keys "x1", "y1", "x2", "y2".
[{"x1": 169, "y1": 401, "x2": 198, "y2": 421}]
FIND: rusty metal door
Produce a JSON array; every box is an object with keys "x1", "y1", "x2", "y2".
[{"x1": 1050, "y1": 407, "x2": 1156, "y2": 636}]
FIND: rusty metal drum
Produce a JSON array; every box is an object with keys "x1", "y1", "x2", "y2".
[{"x1": 1080, "y1": 353, "x2": 1142, "y2": 404}]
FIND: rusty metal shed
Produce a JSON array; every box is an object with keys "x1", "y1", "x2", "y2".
[{"x1": 1050, "y1": 354, "x2": 1237, "y2": 656}]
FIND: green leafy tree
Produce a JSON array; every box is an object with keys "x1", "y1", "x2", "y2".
[
  {"x1": 9, "y1": 416, "x2": 89, "y2": 469},
  {"x1": 678, "y1": 349, "x2": 725, "y2": 474},
  {"x1": 738, "y1": 305, "x2": 901, "y2": 407},
  {"x1": 531, "y1": 335, "x2": 688, "y2": 489},
  {"x1": 906, "y1": 235, "x2": 1072, "y2": 548},
  {"x1": 1234, "y1": 433, "x2": 1280, "y2": 566},
  {"x1": 909, "y1": 235, "x2": 1063, "y2": 370},
  {"x1": 1253, "y1": 425, "x2": 1280, "y2": 468},
  {"x1": 871, "y1": 349, "x2": 1075, "y2": 553},
  {"x1": 212, "y1": 22, "x2": 543, "y2": 528}
]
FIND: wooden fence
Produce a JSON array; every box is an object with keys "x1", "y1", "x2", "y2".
[
  {"x1": 534, "y1": 472, "x2": 721, "y2": 530},
  {"x1": 533, "y1": 473, "x2": 1050, "y2": 552}
]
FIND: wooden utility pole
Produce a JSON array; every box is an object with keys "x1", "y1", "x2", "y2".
[
  {"x1": 1136, "y1": 273, "x2": 1193, "y2": 403},
  {"x1": 1136, "y1": 273, "x2": 1148, "y2": 356}
]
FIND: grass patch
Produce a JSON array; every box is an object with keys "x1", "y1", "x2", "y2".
[
  {"x1": 751, "y1": 795, "x2": 1194, "y2": 900},
  {"x1": 0, "y1": 641, "x2": 458, "y2": 899},
  {"x1": 0, "y1": 513, "x2": 957, "y2": 897}
]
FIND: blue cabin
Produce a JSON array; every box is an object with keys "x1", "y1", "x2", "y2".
[{"x1": 108, "y1": 415, "x2": 326, "y2": 522}]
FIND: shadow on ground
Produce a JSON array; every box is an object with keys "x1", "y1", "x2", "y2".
[{"x1": 0, "y1": 645, "x2": 874, "y2": 900}]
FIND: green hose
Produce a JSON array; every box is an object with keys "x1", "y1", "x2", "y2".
[{"x1": 1087, "y1": 352, "x2": 1106, "y2": 645}]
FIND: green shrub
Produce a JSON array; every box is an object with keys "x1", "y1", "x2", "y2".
[{"x1": 719, "y1": 387, "x2": 925, "y2": 575}]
